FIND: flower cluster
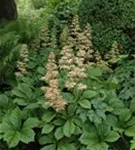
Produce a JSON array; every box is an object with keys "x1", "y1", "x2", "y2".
[
  {"x1": 77, "y1": 23, "x2": 94, "y2": 67},
  {"x1": 41, "y1": 52, "x2": 67, "y2": 111},
  {"x1": 94, "y1": 51, "x2": 111, "y2": 71},
  {"x1": 59, "y1": 44, "x2": 75, "y2": 72},
  {"x1": 31, "y1": 22, "x2": 50, "y2": 51},
  {"x1": 59, "y1": 16, "x2": 91, "y2": 90},
  {"x1": 69, "y1": 14, "x2": 81, "y2": 44},
  {"x1": 65, "y1": 66, "x2": 87, "y2": 90},
  {"x1": 15, "y1": 44, "x2": 29, "y2": 77},
  {"x1": 105, "y1": 41, "x2": 120, "y2": 64},
  {"x1": 60, "y1": 25, "x2": 69, "y2": 47}
]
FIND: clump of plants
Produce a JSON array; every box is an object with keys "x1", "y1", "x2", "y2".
[
  {"x1": 78, "y1": 0, "x2": 135, "y2": 54},
  {"x1": 0, "y1": 0, "x2": 45, "y2": 88},
  {"x1": 0, "y1": 13, "x2": 134, "y2": 150}
]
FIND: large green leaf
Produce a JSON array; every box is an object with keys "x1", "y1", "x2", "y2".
[
  {"x1": 12, "y1": 88, "x2": 26, "y2": 99},
  {"x1": 63, "y1": 119, "x2": 75, "y2": 137},
  {"x1": 82, "y1": 90, "x2": 97, "y2": 99},
  {"x1": 23, "y1": 117, "x2": 40, "y2": 129},
  {"x1": 119, "y1": 108, "x2": 131, "y2": 122},
  {"x1": 42, "y1": 124, "x2": 54, "y2": 134},
  {"x1": 79, "y1": 99, "x2": 91, "y2": 109},
  {"x1": 67, "y1": 103, "x2": 77, "y2": 116},
  {"x1": 0, "y1": 108, "x2": 38, "y2": 147},
  {"x1": 105, "y1": 131, "x2": 120, "y2": 142},
  {"x1": 3, "y1": 131, "x2": 20, "y2": 148},
  {"x1": 18, "y1": 83, "x2": 33, "y2": 99},
  {"x1": 125, "y1": 126, "x2": 135, "y2": 137},
  {"x1": 0, "y1": 119, "x2": 13, "y2": 133},
  {"x1": 9, "y1": 107, "x2": 22, "y2": 130},
  {"x1": 1, "y1": 107, "x2": 22, "y2": 131},
  {"x1": 20, "y1": 128, "x2": 35, "y2": 143},
  {"x1": 42, "y1": 111, "x2": 56, "y2": 123},
  {"x1": 12, "y1": 83, "x2": 33, "y2": 99},
  {"x1": 54, "y1": 127, "x2": 64, "y2": 140}
]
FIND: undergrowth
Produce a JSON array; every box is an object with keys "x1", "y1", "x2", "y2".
[{"x1": 0, "y1": 1, "x2": 135, "y2": 150}]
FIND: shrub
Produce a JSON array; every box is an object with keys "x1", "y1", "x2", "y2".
[
  {"x1": 0, "y1": 18, "x2": 42, "y2": 87},
  {"x1": 78, "y1": 0, "x2": 135, "y2": 53}
]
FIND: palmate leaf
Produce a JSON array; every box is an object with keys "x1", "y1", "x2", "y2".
[
  {"x1": 0, "y1": 108, "x2": 37, "y2": 147},
  {"x1": 12, "y1": 83, "x2": 36, "y2": 106},
  {"x1": 80, "y1": 124, "x2": 119, "y2": 150},
  {"x1": 98, "y1": 124, "x2": 120, "y2": 143}
]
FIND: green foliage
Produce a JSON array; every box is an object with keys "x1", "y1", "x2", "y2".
[
  {"x1": 0, "y1": 107, "x2": 39, "y2": 147},
  {"x1": 32, "y1": 0, "x2": 46, "y2": 9},
  {"x1": 0, "y1": 15, "x2": 43, "y2": 85},
  {"x1": 78, "y1": 0, "x2": 135, "y2": 53},
  {"x1": 0, "y1": 55, "x2": 133, "y2": 150},
  {"x1": 110, "y1": 60, "x2": 135, "y2": 105},
  {"x1": 0, "y1": 0, "x2": 135, "y2": 150}
]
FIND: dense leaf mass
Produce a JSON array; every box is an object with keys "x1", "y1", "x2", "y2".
[{"x1": 0, "y1": 0, "x2": 135, "y2": 150}]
